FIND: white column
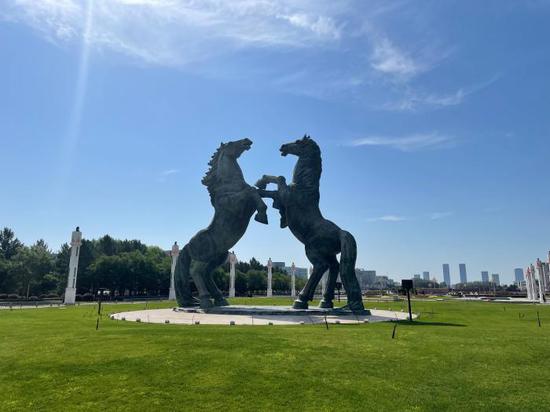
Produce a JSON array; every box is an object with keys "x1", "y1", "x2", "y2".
[
  {"x1": 290, "y1": 262, "x2": 296, "y2": 298},
  {"x1": 64, "y1": 227, "x2": 82, "y2": 305},
  {"x1": 530, "y1": 264, "x2": 538, "y2": 302},
  {"x1": 168, "y1": 242, "x2": 179, "y2": 300},
  {"x1": 267, "y1": 258, "x2": 273, "y2": 297},
  {"x1": 229, "y1": 252, "x2": 237, "y2": 298},
  {"x1": 524, "y1": 266, "x2": 533, "y2": 300},
  {"x1": 536, "y1": 259, "x2": 546, "y2": 303}
]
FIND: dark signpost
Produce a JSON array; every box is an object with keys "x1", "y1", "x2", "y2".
[{"x1": 401, "y1": 279, "x2": 414, "y2": 322}]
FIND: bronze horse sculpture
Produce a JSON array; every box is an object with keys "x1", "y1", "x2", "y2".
[
  {"x1": 174, "y1": 138, "x2": 269, "y2": 309},
  {"x1": 256, "y1": 135, "x2": 364, "y2": 311}
]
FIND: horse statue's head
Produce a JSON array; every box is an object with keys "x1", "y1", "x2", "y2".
[
  {"x1": 222, "y1": 138, "x2": 253, "y2": 159},
  {"x1": 202, "y1": 138, "x2": 252, "y2": 195},
  {"x1": 280, "y1": 135, "x2": 320, "y2": 159},
  {"x1": 280, "y1": 135, "x2": 322, "y2": 189}
]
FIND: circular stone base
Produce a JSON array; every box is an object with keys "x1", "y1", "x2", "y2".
[
  {"x1": 176, "y1": 305, "x2": 371, "y2": 316},
  {"x1": 111, "y1": 306, "x2": 416, "y2": 326}
]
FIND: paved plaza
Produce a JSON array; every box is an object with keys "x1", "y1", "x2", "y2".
[{"x1": 111, "y1": 306, "x2": 416, "y2": 326}]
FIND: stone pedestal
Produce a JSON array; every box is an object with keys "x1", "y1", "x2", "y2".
[
  {"x1": 169, "y1": 242, "x2": 179, "y2": 300},
  {"x1": 229, "y1": 252, "x2": 237, "y2": 298},
  {"x1": 64, "y1": 227, "x2": 82, "y2": 305},
  {"x1": 267, "y1": 258, "x2": 273, "y2": 297}
]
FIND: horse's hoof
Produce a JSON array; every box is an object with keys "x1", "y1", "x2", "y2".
[
  {"x1": 344, "y1": 300, "x2": 365, "y2": 312},
  {"x1": 199, "y1": 298, "x2": 214, "y2": 309},
  {"x1": 178, "y1": 299, "x2": 199, "y2": 307},
  {"x1": 293, "y1": 299, "x2": 308, "y2": 309},
  {"x1": 254, "y1": 212, "x2": 268, "y2": 225},
  {"x1": 214, "y1": 298, "x2": 229, "y2": 306},
  {"x1": 319, "y1": 300, "x2": 333, "y2": 309}
]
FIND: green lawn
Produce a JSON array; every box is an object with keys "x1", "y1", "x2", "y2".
[{"x1": 1, "y1": 298, "x2": 549, "y2": 411}]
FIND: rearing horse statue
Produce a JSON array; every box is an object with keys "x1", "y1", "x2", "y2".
[
  {"x1": 256, "y1": 135, "x2": 364, "y2": 311},
  {"x1": 175, "y1": 138, "x2": 268, "y2": 309}
]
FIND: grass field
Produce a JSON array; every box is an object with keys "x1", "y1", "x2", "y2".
[{"x1": 1, "y1": 297, "x2": 549, "y2": 411}]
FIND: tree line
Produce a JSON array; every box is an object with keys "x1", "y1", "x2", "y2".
[{"x1": 0, "y1": 227, "x2": 304, "y2": 300}]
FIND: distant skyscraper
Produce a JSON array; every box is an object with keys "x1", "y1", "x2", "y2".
[
  {"x1": 423, "y1": 271, "x2": 430, "y2": 281},
  {"x1": 481, "y1": 271, "x2": 489, "y2": 283},
  {"x1": 413, "y1": 274, "x2": 421, "y2": 280},
  {"x1": 459, "y1": 264, "x2": 467, "y2": 284},
  {"x1": 491, "y1": 274, "x2": 500, "y2": 286},
  {"x1": 514, "y1": 268, "x2": 524, "y2": 284},
  {"x1": 443, "y1": 264, "x2": 451, "y2": 287}
]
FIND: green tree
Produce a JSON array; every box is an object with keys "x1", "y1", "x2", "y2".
[
  {"x1": 10, "y1": 240, "x2": 54, "y2": 298},
  {"x1": 247, "y1": 269, "x2": 267, "y2": 292},
  {"x1": 0, "y1": 256, "x2": 15, "y2": 292},
  {"x1": 0, "y1": 227, "x2": 23, "y2": 260}
]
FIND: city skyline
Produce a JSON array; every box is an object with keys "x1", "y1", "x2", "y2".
[{"x1": 1, "y1": 1, "x2": 550, "y2": 284}]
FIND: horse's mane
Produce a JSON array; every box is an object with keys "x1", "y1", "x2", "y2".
[
  {"x1": 293, "y1": 136, "x2": 322, "y2": 190},
  {"x1": 202, "y1": 142, "x2": 226, "y2": 195}
]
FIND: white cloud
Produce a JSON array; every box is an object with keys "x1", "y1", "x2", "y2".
[
  {"x1": 384, "y1": 75, "x2": 500, "y2": 111},
  {"x1": 430, "y1": 211, "x2": 453, "y2": 220},
  {"x1": 368, "y1": 215, "x2": 407, "y2": 222},
  {"x1": 370, "y1": 37, "x2": 422, "y2": 79},
  {"x1": 158, "y1": 168, "x2": 180, "y2": 182},
  {"x1": 2, "y1": 0, "x2": 343, "y2": 66},
  {"x1": 351, "y1": 133, "x2": 454, "y2": 152},
  {"x1": 161, "y1": 169, "x2": 180, "y2": 176}
]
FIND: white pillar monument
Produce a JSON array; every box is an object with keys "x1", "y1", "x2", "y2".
[
  {"x1": 229, "y1": 251, "x2": 237, "y2": 298},
  {"x1": 525, "y1": 266, "x2": 533, "y2": 300},
  {"x1": 267, "y1": 258, "x2": 273, "y2": 297},
  {"x1": 530, "y1": 263, "x2": 538, "y2": 302},
  {"x1": 536, "y1": 259, "x2": 546, "y2": 303},
  {"x1": 64, "y1": 227, "x2": 82, "y2": 305},
  {"x1": 168, "y1": 241, "x2": 179, "y2": 300},
  {"x1": 290, "y1": 262, "x2": 296, "y2": 297}
]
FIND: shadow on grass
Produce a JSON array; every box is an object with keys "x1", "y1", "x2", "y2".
[{"x1": 394, "y1": 320, "x2": 466, "y2": 327}]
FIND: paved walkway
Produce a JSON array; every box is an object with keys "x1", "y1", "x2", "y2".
[{"x1": 111, "y1": 307, "x2": 416, "y2": 326}]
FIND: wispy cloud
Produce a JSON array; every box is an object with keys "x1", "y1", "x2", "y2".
[
  {"x1": 160, "y1": 169, "x2": 180, "y2": 176},
  {"x1": 1, "y1": 0, "x2": 485, "y2": 114},
  {"x1": 2, "y1": 0, "x2": 344, "y2": 66},
  {"x1": 368, "y1": 215, "x2": 407, "y2": 222},
  {"x1": 384, "y1": 75, "x2": 500, "y2": 111},
  {"x1": 158, "y1": 168, "x2": 180, "y2": 182},
  {"x1": 351, "y1": 133, "x2": 455, "y2": 152},
  {"x1": 370, "y1": 37, "x2": 423, "y2": 80},
  {"x1": 430, "y1": 211, "x2": 454, "y2": 220}
]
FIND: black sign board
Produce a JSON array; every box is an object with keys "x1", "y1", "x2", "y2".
[{"x1": 401, "y1": 279, "x2": 413, "y2": 290}]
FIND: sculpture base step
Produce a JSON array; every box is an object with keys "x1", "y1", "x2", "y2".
[{"x1": 175, "y1": 305, "x2": 371, "y2": 316}]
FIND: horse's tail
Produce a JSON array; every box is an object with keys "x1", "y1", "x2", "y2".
[
  {"x1": 175, "y1": 244, "x2": 193, "y2": 307},
  {"x1": 340, "y1": 230, "x2": 364, "y2": 311}
]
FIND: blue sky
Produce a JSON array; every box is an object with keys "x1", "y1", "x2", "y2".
[{"x1": 1, "y1": 0, "x2": 549, "y2": 284}]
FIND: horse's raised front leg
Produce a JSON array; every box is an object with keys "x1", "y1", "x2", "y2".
[
  {"x1": 255, "y1": 175, "x2": 286, "y2": 190},
  {"x1": 258, "y1": 189, "x2": 288, "y2": 228},
  {"x1": 251, "y1": 188, "x2": 269, "y2": 225}
]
